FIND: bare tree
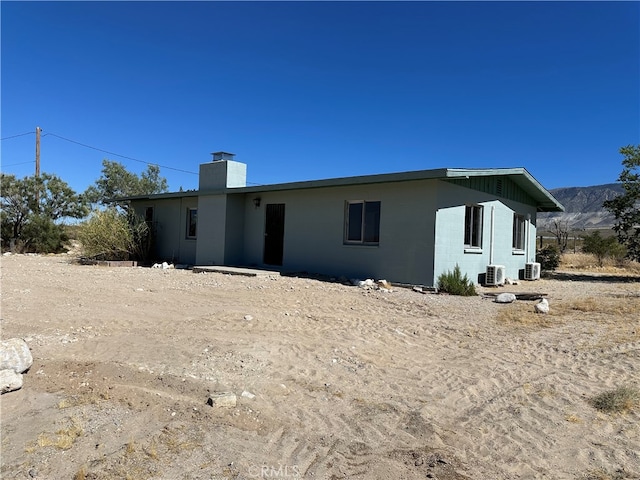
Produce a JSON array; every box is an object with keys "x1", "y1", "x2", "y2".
[{"x1": 552, "y1": 220, "x2": 570, "y2": 253}]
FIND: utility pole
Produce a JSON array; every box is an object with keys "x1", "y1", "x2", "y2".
[{"x1": 35, "y1": 126, "x2": 41, "y2": 177}]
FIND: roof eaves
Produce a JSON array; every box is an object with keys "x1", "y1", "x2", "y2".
[{"x1": 444, "y1": 167, "x2": 564, "y2": 212}]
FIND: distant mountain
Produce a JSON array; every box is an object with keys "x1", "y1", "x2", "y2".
[{"x1": 538, "y1": 183, "x2": 624, "y2": 231}]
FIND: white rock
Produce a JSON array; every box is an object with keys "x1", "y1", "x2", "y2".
[
  {"x1": 0, "y1": 338, "x2": 33, "y2": 373},
  {"x1": 244, "y1": 315, "x2": 254, "y2": 321},
  {"x1": 535, "y1": 298, "x2": 550, "y2": 314},
  {"x1": 0, "y1": 369, "x2": 23, "y2": 394},
  {"x1": 495, "y1": 293, "x2": 517, "y2": 304},
  {"x1": 207, "y1": 392, "x2": 237, "y2": 408},
  {"x1": 241, "y1": 390, "x2": 256, "y2": 400}
]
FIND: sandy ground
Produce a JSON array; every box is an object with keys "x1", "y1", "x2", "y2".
[{"x1": 1, "y1": 253, "x2": 639, "y2": 480}]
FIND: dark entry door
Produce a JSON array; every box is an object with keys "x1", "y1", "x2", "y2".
[{"x1": 264, "y1": 203, "x2": 285, "y2": 266}]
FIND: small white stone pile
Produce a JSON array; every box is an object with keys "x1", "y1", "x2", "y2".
[
  {"x1": 152, "y1": 262, "x2": 174, "y2": 269},
  {"x1": 350, "y1": 278, "x2": 393, "y2": 292},
  {"x1": 0, "y1": 338, "x2": 33, "y2": 394}
]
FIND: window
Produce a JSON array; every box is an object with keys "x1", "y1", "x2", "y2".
[
  {"x1": 512, "y1": 213, "x2": 526, "y2": 251},
  {"x1": 345, "y1": 201, "x2": 381, "y2": 245},
  {"x1": 186, "y1": 208, "x2": 197, "y2": 238},
  {"x1": 145, "y1": 207, "x2": 154, "y2": 223},
  {"x1": 464, "y1": 205, "x2": 483, "y2": 248}
]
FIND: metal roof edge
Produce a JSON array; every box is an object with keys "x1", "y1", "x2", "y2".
[
  {"x1": 117, "y1": 167, "x2": 563, "y2": 212},
  {"x1": 109, "y1": 190, "x2": 199, "y2": 202}
]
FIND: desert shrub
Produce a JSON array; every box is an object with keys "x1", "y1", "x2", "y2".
[
  {"x1": 78, "y1": 208, "x2": 143, "y2": 261},
  {"x1": 589, "y1": 386, "x2": 639, "y2": 414},
  {"x1": 584, "y1": 468, "x2": 630, "y2": 480},
  {"x1": 582, "y1": 231, "x2": 627, "y2": 267},
  {"x1": 128, "y1": 212, "x2": 155, "y2": 263},
  {"x1": 18, "y1": 214, "x2": 68, "y2": 253},
  {"x1": 536, "y1": 244, "x2": 560, "y2": 271},
  {"x1": 437, "y1": 264, "x2": 477, "y2": 296}
]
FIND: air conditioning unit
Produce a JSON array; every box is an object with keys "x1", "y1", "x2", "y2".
[
  {"x1": 525, "y1": 262, "x2": 541, "y2": 280},
  {"x1": 486, "y1": 265, "x2": 506, "y2": 286}
]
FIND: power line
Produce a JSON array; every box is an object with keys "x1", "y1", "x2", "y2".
[
  {"x1": 1, "y1": 160, "x2": 36, "y2": 168},
  {"x1": 0, "y1": 131, "x2": 35, "y2": 141},
  {"x1": 42, "y1": 131, "x2": 199, "y2": 175}
]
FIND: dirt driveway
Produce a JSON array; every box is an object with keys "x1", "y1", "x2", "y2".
[{"x1": 1, "y1": 254, "x2": 639, "y2": 479}]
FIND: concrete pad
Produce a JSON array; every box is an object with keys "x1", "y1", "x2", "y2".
[{"x1": 192, "y1": 265, "x2": 280, "y2": 277}]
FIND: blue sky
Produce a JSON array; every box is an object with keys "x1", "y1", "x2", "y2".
[{"x1": 2, "y1": 1, "x2": 638, "y2": 195}]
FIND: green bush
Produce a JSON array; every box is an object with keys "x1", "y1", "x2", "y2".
[
  {"x1": 582, "y1": 230, "x2": 627, "y2": 267},
  {"x1": 18, "y1": 214, "x2": 68, "y2": 253},
  {"x1": 536, "y1": 244, "x2": 560, "y2": 271},
  {"x1": 437, "y1": 264, "x2": 477, "y2": 296},
  {"x1": 590, "y1": 386, "x2": 639, "y2": 414},
  {"x1": 78, "y1": 208, "x2": 138, "y2": 260}
]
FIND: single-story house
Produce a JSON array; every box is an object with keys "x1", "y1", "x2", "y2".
[{"x1": 126, "y1": 152, "x2": 564, "y2": 287}]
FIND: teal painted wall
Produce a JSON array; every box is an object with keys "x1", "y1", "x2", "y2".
[{"x1": 433, "y1": 182, "x2": 537, "y2": 286}]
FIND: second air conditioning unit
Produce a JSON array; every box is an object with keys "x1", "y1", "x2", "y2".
[
  {"x1": 486, "y1": 265, "x2": 506, "y2": 286},
  {"x1": 525, "y1": 262, "x2": 541, "y2": 280}
]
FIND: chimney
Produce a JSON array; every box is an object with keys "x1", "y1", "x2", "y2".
[
  {"x1": 211, "y1": 151, "x2": 235, "y2": 162},
  {"x1": 199, "y1": 151, "x2": 247, "y2": 190}
]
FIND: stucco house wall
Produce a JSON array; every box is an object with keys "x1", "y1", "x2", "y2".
[
  {"x1": 126, "y1": 157, "x2": 562, "y2": 287},
  {"x1": 195, "y1": 194, "x2": 227, "y2": 266},
  {"x1": 432, "y1": 180, "x2": 539, "y2": 285},
  {"x1": 240, "y1": 179, "x2": 438, "y2": 284},
  {"x1": 132, "y1": 196, "x2": 198, "y2": 264}
]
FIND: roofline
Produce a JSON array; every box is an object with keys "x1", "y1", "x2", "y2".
[{"x1": 117, "y1": 167, "x2": 564, "y2": 212}]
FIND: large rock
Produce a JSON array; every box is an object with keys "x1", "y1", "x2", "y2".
[
  {"x1": 535, "y1": 298, "x2": 550, "y2": 314},
  {"x1": 0, "y1": 369, "x2": 23, "y2": 394},
  {"x1": 0, "y1": 338, "x2": 33, "y2": 373},
  {"x1": 495, "y1": 293, "x2": 517, "y2": 304}
]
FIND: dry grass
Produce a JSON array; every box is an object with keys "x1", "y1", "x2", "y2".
[
  {"x1": 496, "y1": 304, "x2": 554, "y2": 328},
  {"x1": 36, "y1": 417, "x2": 84, "y2": 450},
  {"x1": 589, "y1": 386, "x2": 639, "y2": 414},
  {"x1": 583, "y1": 468, "x2": 630, "y2": 480},
  {"x1": 560, "y1": 253, "x2": 640, "y2": 275},
  {"x1": 73, "y1": 465, "x2": 87, "y2": 480},
  {"x1": 565, "y1": 413, "x2": 582, "y2": 423},
  {"x1": 126, "y1": 439, "x2": 136, "y2": 455},
  {"x1": 554, "y1": 296, "x2": 640, "y2": 318}
]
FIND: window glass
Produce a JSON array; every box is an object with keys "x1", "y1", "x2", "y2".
[
  {"x1": 513, "y1": 214, "x2": 525, "y2": 250},
  {"x1": 347, "y1": 202, "x2": 363, "y2": 242},
  {"x1": 465, "y1": 205, "x2": 483, "y2": 248},
  {"x1": 363, "y1": 201, "x2": 381, "y2": 243},
  {"x1": 345, "y1": 201, "x2": 380, "y2": 245},
  {"x1": 187, "y1": 208, "x2": 197, "y2": 238}
]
